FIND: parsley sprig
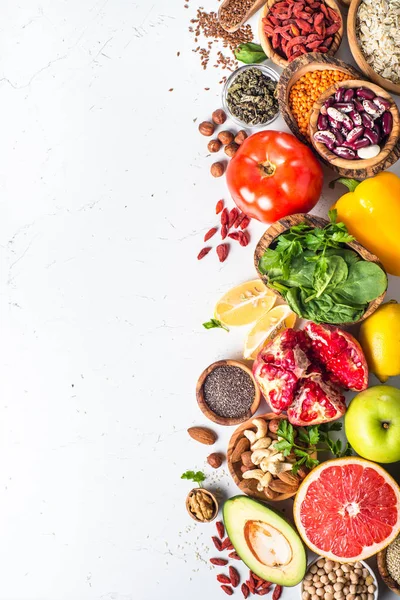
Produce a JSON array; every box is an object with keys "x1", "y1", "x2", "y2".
[
  {"x1": 181, "y1": 470, "x2": 206, "y2": 486},
  {"x1": 275, "y1": 420, "x2": 352, "y2": 475},
  {"x1": 202, "y1": 318, "x2": 229, "y2": 332}
]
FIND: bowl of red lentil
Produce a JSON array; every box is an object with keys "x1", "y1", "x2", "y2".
[
  {"x1": 196, "y1": 359, "x2": 261, "y2": 426},
  {"x1": 276, "y1": 54, "x2": 360, "y2": 145},
  {"x1": 258, "y1": 0, "x2": 344, "y2": 69}
]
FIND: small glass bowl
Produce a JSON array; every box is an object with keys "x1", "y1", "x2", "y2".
[{"x1": 222, "y1": 63, "x2": 280, "y2": 129}]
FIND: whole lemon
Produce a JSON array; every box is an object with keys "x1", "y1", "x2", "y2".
[{"x1": 359, "y1": 301, "x2": 400, "y2": 382}]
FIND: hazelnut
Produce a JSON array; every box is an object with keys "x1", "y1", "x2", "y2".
[
  {"x1": 212, "y1": 108, "x2": 227, "y2": 125},
  {"x1": 235, "y1": 130, "x2": 248, "y2": 145},
  {"x1": 207, "y1": 139, "x2": 222, "y2": 153},
  {"x1": 224, "y1": 142, "x2": 239, "y2": 157},
  {"x1": 217, "y1": 130, "x2": 234, "y2": 145},
  {"x1": 199, "y1": 121, "x2": 215, "y2": 136},
  {"x1": 207, "y1": 452, "x2": 224, "y2": 468},
  {"x1": 211, "y1": 161, "x2": 225, "y2": 177}
]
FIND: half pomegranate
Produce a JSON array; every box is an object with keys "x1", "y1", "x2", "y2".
[
  {"x1": 288, "y1": 371, "x2": 346, "y2": 426},
  {"x1": 305, "y1": 322, "x2": 368, "y2": 392}
]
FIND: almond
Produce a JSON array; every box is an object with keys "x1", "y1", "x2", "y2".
[
  {"x1": 297, "y1": 465, "x2": 310, "y2": 479},
  {"x1": 263, "y1": 487, "x2": 279, "y2": 500},
  {"x1": 268, "y1": 418, "x2": 282, "y2": 433},
  {"x1": 277, "y1": 471, "x2": 299, "y2": 487},
  {"x1": 268, "y1": 479, "x2": 298, "y2": 494},
  {"x1": 238, "y1": 479, "x2": 259, "y2": 495},
  {"x1": 188, "y1": 426, "x2": 217, "y2": 445},
  {"x1": 241, "y1": 451, "x2": 253, "y2": 468},
  {"x1": 207, "y1": 452, "x2": 224, "y2": 468},
  {"x1": 231, "y1": 437, "x2": 250, "y2": 462},
  {"x1": 240, "y1": 464, "x2": 255, "y2": 474}
]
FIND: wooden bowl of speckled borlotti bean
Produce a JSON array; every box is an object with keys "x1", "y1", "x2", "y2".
[
  {"x1": 227, "y1": 413, "x2": 317, "y2": 502},
  {"x1": 276, "y1": 53, "x2": 361, "y2": 146},
  {"x1": 196, "y1": 360, "x2": 261, "y2": 426},
  {"x1": 258, "y1": 0, "x2": 343, "y2": 70},
  {"x1": 309, "y1": 79, "x2": 400, "y2": 176}
]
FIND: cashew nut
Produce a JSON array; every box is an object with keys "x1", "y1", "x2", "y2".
[
  {"x1": 264, "y1": 461, "x2": 293, "y2": 476},
  {"x1": 251, "y1": 437, "x2": 272, "y2": 451},
  {"x1": 243, "y1": 429, "x2": 257, "y2": 444},
  {"x1": 268, "y1": 452, "x2": 285, "y2": 463},
  {"x1": 251, "y1": 448, "x2": 272, "y2": 465},
  {"x1": 242, "y1": 469, "x2": 265, "y2": 481},
  {"x1": 260, "y1": 472, "x2": 273, "y2": 488},
  {"x1": 252, "y1": 418, "x2": 268, "y2": 440}
]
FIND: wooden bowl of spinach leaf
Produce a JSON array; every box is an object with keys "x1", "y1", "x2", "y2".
[{"x1": 254, "y1": 212, "x2": 387, "y2": 326}]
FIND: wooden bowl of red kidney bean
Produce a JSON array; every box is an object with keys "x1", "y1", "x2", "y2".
[
  {"x1": 309, "y1": 79, "x2": 400, "y2": 174},
  {"x1": 258, "y1": 0, "x2": 343, "y2": 69}
]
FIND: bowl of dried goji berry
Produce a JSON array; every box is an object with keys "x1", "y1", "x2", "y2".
[{"x1": 258, "y1": 0, "x2": 343, "y2": 69}]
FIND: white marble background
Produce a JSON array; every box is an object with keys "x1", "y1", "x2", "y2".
[{"x1": 0, "y1": 1, "x2": 399, "y2": 599}]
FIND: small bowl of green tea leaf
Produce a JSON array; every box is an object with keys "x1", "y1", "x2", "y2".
[
  {"x1": 254, "y1": 212, "x2": 387, "y2": 326},
  {"x1": 222, "y1": 64, "x2": 279, "y2": 128},
  {"x1": 196, "y1": 359, "x2": 261, "y2": 426}
]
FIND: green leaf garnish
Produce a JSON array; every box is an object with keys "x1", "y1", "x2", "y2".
[
  {"x1": 202, "y1": 318, "x2": 229, "y2": 332},
  {"x1": 181, "y1": 470, "x2": 206, "y2": 486}
]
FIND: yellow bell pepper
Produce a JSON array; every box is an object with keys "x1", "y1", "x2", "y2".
[{"x1": 332, "y1": 172, "x2": 400, "y2": 277}]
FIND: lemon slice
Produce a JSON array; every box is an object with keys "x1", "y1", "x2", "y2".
[
  {"x1": 244, "y1": 305, "x2": 297, "y2": 360},
  {"x1": 214, "y1": 280, "x2": 277, "y2": 327}
]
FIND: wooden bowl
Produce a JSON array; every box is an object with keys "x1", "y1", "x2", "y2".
[
  {"x1": 254, "y1": 213, "x2": 387, "y2": 326},
  {"x1": 348, "y1": 0, "x2": 400, "y2": 96},
  {"x1": 218, "y1": 0, "x2": 266, "y2": 33},
  {"x1": 276, "y1": 53, "x2": 361, "y2": 146},
  {"x1": 186, "y1": 488, "x2": 219, "y2": 523},
  {"x1": 377, "y1": 547, "x2": 400, "y2": 596},
  {"x1": 227, "y1": 413, "x2": 316, "y2": 502},
  {"x1": 259, "y1": 0, "x2": 343, "y2": 69},
  {"x1": 309, "y1": 79, "x2": 400, "y2": 174},
  {"x1": 196, "y1": 360, "x2": 261, "y2": 426}
]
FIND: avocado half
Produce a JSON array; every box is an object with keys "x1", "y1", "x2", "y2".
[{"x1": 223, "y1": 495, "x2": 306, "y2": 586}]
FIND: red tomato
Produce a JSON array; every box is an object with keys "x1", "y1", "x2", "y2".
[{"x1": 226, "y1": 131, "x2": 323, "y2": 223}]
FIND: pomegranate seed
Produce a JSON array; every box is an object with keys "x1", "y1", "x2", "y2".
[
  {"x1": 204, "y1": 227, "x2": 217, "y2": 242},
  {"x1": 197, "y1": 247, "x2": 211, "y2": 260}
]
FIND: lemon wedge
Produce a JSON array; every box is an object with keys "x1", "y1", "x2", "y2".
[
  {"x1": 214, "y1": 280, "x2": 277, "y2": 327},
  {"x1": 244, "y1": 305, "x2": 297, "y2": 360}
]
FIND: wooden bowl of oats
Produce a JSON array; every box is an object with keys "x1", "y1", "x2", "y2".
[{"x1": 348, "y1": 0, "x2": 400, "y2": 96}]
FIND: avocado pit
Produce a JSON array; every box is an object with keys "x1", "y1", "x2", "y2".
[{"x1": 244, "y1": 520, "x2": 292, "y2": 567}]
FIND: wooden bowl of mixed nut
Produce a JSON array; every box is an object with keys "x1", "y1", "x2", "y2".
[
  {"x1": 227, "y1": 413, "x2": 315, "y2": 502},
  {"x1": 259, "y1": 0, "x2": 343, "y2": 69},
  {"x1": 186, "y1": 488, "x2": 219, "y2": 523}
]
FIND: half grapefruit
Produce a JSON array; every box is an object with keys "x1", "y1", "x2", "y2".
[{"x1": 293, "y1": 457, "x2": 400, "y2": 562}]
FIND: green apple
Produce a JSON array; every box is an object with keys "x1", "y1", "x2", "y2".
[{"x1": 345, "y1": 385, "x2": 400, "y2": 463}]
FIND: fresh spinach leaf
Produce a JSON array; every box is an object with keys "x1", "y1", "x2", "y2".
[
  {"x1": 335, "y1": 261, "x2": 387, "y2": 304},
  {"x1": 312, "y1": 255, "x2": 348, "y2": 298},
  {"x1": 325, "y1": 247, "x2": 360, "y2": 267},
  {"x1": 235, "y1": 42, "x2": 267, "y2": 64}
]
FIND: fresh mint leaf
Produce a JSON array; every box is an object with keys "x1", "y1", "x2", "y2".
[{"x1": 202, "y1": 319, "x2": 229, "y2": 332}]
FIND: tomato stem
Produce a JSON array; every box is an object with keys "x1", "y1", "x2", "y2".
[{"x1": 258, "y1": 160, "x2": 276, "y2": 178}]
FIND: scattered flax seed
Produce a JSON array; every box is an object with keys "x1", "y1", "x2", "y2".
[
  {"x1": 177, "y1": 51, "x2": 180, "y2": 56},
  {"x1": 189, "y1": 9, "x2": 253, "y2": 76},
  {"x1": 168, "y1": 88, "x2": 174, "y2": 92}
]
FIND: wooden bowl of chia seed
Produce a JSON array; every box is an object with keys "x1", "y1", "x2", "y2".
[{"x1": 196, "y1": 359, "x2": 261, "y2": 426}]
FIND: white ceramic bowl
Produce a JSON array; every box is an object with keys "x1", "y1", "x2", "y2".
[{"x1": 300, "y1": 557, "x2": 379, "y2": 600}]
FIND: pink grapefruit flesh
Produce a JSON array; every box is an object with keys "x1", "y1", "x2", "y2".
[{"x1": 294, "y1": 458, "x2": 400, "y2": 562}]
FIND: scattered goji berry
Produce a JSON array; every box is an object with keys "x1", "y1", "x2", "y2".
[
  {"x1": 221, "y1": 225, "x2": 228, "y2": 240},
  {"x1": 212, "y1": 536, "x2": 223, "y2": 551},
  {"x1": 204, "y1": 227, "x2": 217, "y2": 242},
  {"x1": 256, "y1": 588, "x2": 271, "y2": 596},
  {"x1": 217, "y1": 574, "x2": 231, "y2": 584},
  {"x1": 229, "y1": 566, "x2": 240, "y2": 588},
  {"x1": 215, "y1": 199, "x2": 224, "y2": 214},
  {"x1": 228, "y1": 552, "x2": 241, "y2": 560},
  {"x1": 216, "y1": 521, "x2": 225, "y2": 539},
  {"x1": 216, "y1": 244, "x2": 229, "y2": 262},
  {"x1": 228, "y1": 207, "x2": 239, "y2": 227},
  {"x1": 238, "y1": 231, "x2": 249, "y2": 247},
  {"x1": 210, "y1": 558, "x2": 228, "y2": 566},
  {"x1": 221, "y1": 585, "x2": 233, "y2": 596},
  {"x1": 228, "y1": 232, "x2": 240, "y2": 241},
  {"x1": 197, "y1": 247, "x2": 211, "y2": 260},
  {"x1": 247, "y1": 578, "x2": 256, "y2": 594},
  {"x1": 220, "y1": 208, "x2": 229, "y2": 226},
  {"x1": 240, "y1": 216, "x2": 251, "y2": 229},
  {"x1": 234, "y1": 211, "x2": 245, "y2": 228},
  {"x1": 241, "y1": 583, "x2": 250, "y2": 599},
  {"x1": 272, "y1": 585, "x2": 283, "y2": 600},
  {"x1": 220, "y1": 537, "x2": 232, "y2": 550}
]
